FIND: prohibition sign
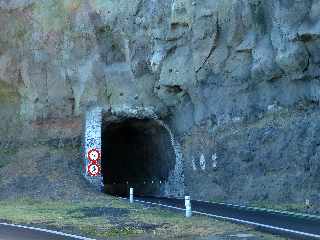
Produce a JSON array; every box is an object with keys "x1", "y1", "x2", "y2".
[
  {"x1": 88, "y1": 163, "x2": 101, "y2": 176},
  {"x1": 87, "y1": 148, "x2": 101, "y2": 162}
]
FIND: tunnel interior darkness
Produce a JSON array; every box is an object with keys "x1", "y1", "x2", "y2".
[{"x1": 101, "y1": 118, "x2": 176, "y2": 196}]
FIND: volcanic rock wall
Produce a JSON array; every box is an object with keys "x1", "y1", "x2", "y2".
[{"x1": 0, "y1": 0, "x2": 320, "y2": 210}]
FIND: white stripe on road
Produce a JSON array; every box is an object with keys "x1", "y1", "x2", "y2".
[
  {"x1": 192, "y1": 210, "x2": 320, "y2": 239},
  {"x1": 0, "y1": 222, "x2": 97, "y2": 240},
  {"x1": 193, "y1": 198, "x2": 320, "y2": 221},
  {"x1": 119, "y1": 197, "x2": 320, "y2": 239}
]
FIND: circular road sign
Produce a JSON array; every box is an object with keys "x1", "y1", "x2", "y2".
[
  {"x1": 87, "y1": 148, "x2": 101, "y2": 162},
  {"x1": 87, "y1": 163, "x2": 101, "y2": 177}
]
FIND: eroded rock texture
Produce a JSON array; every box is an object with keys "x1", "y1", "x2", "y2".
[{"x1": 0, "y1": 0, "x2": 320, "y2": 211}]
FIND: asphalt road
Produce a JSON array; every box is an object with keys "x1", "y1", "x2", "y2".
[
  {"x1": 0, "y1": 223, "x2": 93, "y2": 240},
  {"x1": 135, "y1": 196, "x2": 320, "y2": 240}
]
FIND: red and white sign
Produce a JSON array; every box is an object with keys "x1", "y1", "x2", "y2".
[
  {"x1": 87, "y1": 148, "x2": 101, "y2": 162},
  {"x1": 87, "y1": 163, "x2": 101, "y2": 176}
]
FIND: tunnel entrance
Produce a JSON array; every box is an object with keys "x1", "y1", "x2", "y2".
[{"x1": 101, "y1": 118, "x2": 176, "y2": 197}]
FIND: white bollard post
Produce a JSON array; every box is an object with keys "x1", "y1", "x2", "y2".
[
  {"x1": 306, "y1": 199, "x2": 310, "y2": 208},
  {"x1": 185, "y1": 196, "x2": 192, "y2": 218},
  {"x1": 130, "y1": 188, "x2": 134, "y2": 203}
]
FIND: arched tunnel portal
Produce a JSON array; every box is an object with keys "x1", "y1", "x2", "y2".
[{"x1": 101, "y1": 118, "x2": 177, "y2": 197}]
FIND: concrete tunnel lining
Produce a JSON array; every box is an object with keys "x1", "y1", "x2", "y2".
[{"x1": 101, "y1": 118, "x2": 177, "y2": 197}]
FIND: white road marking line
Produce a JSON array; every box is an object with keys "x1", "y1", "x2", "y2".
[
  {"x1": 118, "y1": 197, "x2": 320, "y2": 239},
  {"x1": 0, "y1": 222, "x2": 97, "y2": 240},
  {"x1": 192, "y1": 211, "x2": 320, "y2": 239},
  {"x1": 193, "y1": 199, "x2": 320, "y2": 220}
]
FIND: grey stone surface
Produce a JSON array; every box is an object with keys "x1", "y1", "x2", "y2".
[{"x1": 0, "y1": 0, "x2": 319, "y2": 212}]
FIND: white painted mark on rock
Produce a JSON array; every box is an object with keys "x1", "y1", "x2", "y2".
[
  {"x1": 200, "y1": 154, "x2": 206, "y2": 170},
  {"x1": 212, "y1": 153, "x2": 218, "y2": 169},
  {"x1": 191, "y1": 156, "x2": 197, "y2": 171}
]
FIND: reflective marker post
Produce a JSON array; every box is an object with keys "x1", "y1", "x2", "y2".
[
  {"x1": 185, "y1": 196, "x2": 192, "y2": 218},
  {"x1": 130, "y1": 188, "x2": 134, "y2": 203}
]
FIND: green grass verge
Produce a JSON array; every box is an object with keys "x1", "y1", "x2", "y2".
[{"x1": 0, "y1": 196, "x2": 289, "y2": 240}]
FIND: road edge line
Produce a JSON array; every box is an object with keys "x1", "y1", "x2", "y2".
[
  {"x1": 0, "y1": 222, "x2": 97, "y2": 240},
  {"x1": 118, "y1": 197, "x2": 320, "y2": 239},
  {"x1": 196, "y1": 199, "x2": 320, "y2": 221}
]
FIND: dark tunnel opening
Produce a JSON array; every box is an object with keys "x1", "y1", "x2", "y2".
[{"x1": 101, "y1": 118, "x2": 176, "y2": 197}]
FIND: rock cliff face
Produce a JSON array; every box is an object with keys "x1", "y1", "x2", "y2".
[{"x1": 0, "y1": 0, "x2": 320, "y2": 211}]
